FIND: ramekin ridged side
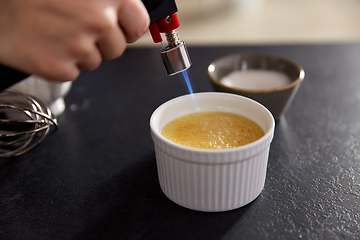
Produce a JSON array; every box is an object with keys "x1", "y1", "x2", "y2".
[{"x1": 154, "y1": 144, "x2": 270, "y2": 212}]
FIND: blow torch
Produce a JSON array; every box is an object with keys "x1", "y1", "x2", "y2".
[{"x1": 141, "y1": 0, "x2": 192, "y2": 76}]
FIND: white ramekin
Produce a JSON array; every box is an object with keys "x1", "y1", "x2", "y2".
[{"x1": 150, "y1": 92, "x2": 275, "y2": 212}]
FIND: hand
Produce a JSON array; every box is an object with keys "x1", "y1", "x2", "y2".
[{"x1": 0, "y1": 0, "x2": 150, "y2": 81}]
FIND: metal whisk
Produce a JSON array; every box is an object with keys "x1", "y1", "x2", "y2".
[{"x1": 0, "y1": 90, "x2": 58, "y2": 157}]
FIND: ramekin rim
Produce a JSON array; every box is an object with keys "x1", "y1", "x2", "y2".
[{"x1": 149, "y1": 92, "x2": 275, "y2": 164}]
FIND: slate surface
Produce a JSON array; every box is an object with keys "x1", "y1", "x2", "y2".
[{"x1": 1, "y1": 44, "x2": 360, "y2": 240}]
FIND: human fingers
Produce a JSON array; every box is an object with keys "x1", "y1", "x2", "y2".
[
  {"x1": 34, "y1": 60, "x2": 80, "y2": 82},
  {"x1": 96, "y1": 6, "x2": 127, "y2": 60},
  {"x1": 33, "y1": 34, "x2": 100, "y2": 81},
  {"x1": 117, "y1": 0, "x2": 150, "y2": 43},
  {"x1": 96, "y1": 1, "x2": 149, "y2": 60},
  {"x1": 97, "y1": 29, "x2": 127, "y2": 60},
  {"x1": 77, "y1": 46, "x2": 103, "y2": 71}
]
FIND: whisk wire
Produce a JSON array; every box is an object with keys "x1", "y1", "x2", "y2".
[{"x1": 0, "y1": 90, "x2": 58, "y2": 157}]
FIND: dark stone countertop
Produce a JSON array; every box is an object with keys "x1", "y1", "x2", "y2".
[{"x1": 1, "y1": 43, "x2": 360, "y2": 240}]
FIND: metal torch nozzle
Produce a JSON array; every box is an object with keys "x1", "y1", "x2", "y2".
[{"x1": 160, "y1": 29, "x2": 191, "y2": 76}]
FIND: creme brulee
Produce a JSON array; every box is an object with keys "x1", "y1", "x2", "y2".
[{"x1": 161, "y1": 111, "x2": 264, "y2": 149}]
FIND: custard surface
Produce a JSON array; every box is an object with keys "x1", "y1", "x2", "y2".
[{"x1": 161, "y1": 111, "x2": 265, "y2": 149}]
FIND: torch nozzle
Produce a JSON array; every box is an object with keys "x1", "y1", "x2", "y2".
[{"x1": 160, "y1": 29, "x2": 192, "y2": 76}]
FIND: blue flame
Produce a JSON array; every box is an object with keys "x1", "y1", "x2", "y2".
[{"x1": 182, "y1": 70, "x2": 193, "y2": 95}]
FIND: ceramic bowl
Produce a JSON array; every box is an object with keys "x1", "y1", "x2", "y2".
[
  {"x1": 150, "y1": 92, "x2": 275, "y2": 212},
  {"x1": 9, "y1": 75, "x2": 72, "y2": 117},
  {"x1": 208, "y1": 52, "x2": 305, "y2": 121}
]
